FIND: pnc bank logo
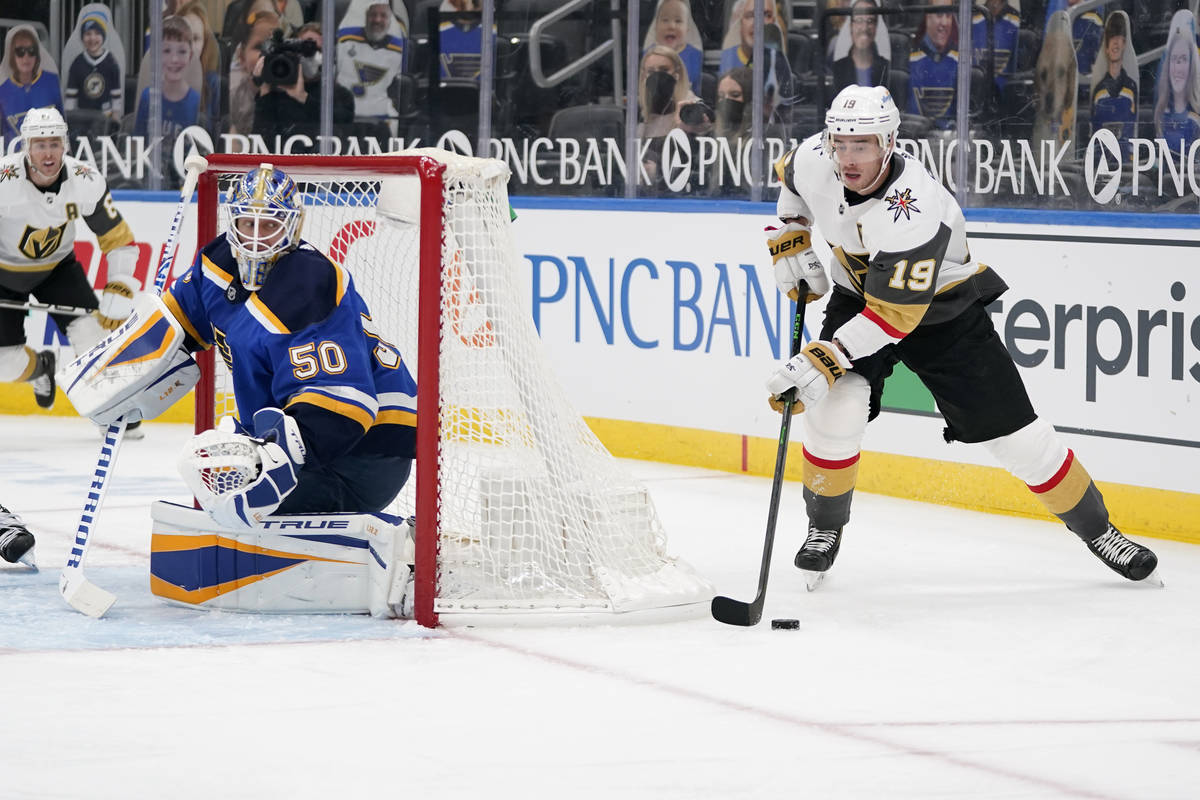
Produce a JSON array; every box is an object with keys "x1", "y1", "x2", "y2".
[
  {"x1": 661, "y1": 128, "x2": 693, "y2": 193},
  {"x1": 1084, "y1": 129, "x2": 1122, "y2": 204}
]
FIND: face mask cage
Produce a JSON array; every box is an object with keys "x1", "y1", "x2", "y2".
[{"x1": 221, "y1": 203, "x2": 302, "y2": 290}]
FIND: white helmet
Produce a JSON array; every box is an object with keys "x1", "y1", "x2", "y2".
[
  {"x1": 823, "y1": 85, "x2": 900, "y2": 185},
  {"x1": 20, "y1": 107, "x2": 68, "y2": 145}
]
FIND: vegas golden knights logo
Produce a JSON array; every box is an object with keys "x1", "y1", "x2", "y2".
[{"x1": 18, "y1": 222, "x2": 69, "y2": 261}]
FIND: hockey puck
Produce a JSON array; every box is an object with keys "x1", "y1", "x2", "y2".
[{"x1": 771, "y1": 618, "x2": 799, "y2": 630}]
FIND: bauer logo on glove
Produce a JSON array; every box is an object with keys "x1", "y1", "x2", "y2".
[
  {"x1": 764, "y1": 221, "x2": 830, "y2": 304},
  {"x1": 807, "y1": 344, "x2": 847, "y2": 380},
  {"x1": 767, "y1": 226, "x2": 809, "y2": 261},
  {"x1": 766, "y1": 340, "x2": 852, "y2": 414}
]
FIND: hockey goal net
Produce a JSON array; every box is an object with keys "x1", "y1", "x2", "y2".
[{"x1": 194, "y1": 150, "x2": 711, "y2": 626}]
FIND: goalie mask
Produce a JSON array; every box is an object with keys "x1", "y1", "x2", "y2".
[
  {"x1": 221, "y1": 163, "x2": 304, "y2": 291},
  {"x1": 822, "y1": 85, "x2": 900, "y2": 190}
]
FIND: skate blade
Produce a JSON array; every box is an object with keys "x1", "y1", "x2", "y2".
[
  {"x1": 18, "y1": 549, "x2": 37, "y2": 571},
  {"x1": 802, "y1": 570, "x2": 827, "y2": 592},
  {"x1": 1138, "y1": 569, "x2": 1165, "y2": 588}
]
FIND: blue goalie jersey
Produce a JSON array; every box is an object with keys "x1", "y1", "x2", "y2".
[{"x1": 163, "y1": 237, "x2": 417, "y2": 466}]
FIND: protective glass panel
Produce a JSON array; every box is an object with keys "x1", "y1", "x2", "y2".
[{"x1": 8, "y1": 1, "x2": 1200, "y2": 206}]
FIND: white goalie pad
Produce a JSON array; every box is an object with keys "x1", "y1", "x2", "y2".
[
  {"x1": 61, "y1": 293, "x2": 199, "y2": 424},
  {"x1": 149, "y1": 501, "x2": 414, "y2": 616}
]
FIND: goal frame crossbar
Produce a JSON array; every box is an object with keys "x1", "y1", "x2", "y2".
[{"x1": 195, "y1": 153, "x2": 446, "y2": 626}]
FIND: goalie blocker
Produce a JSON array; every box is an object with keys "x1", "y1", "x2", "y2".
[
  {"x1": 150, "y1": 501, "x2": 414, "y2": 617},
  {"x1": 60, "y1": 293, "x2": 199, "y2": 424}
]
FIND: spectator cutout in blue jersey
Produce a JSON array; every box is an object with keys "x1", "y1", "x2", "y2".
[
  {"x1": 437, "y1": 0, "x2": 496, "y2": 81},
  {"x1": 1089, "y1": 10, "x2": 1137, "y2": 158},
  {"x1": 972, "y1": 0, "x2": 1020, "y2": 92},
  {"x1": 643, "y1": 0, "x2": 705, "y2": 96},
  {"x1": 1154, "y1": 10, "x2": 1200, "y2": 159},
  {"x1": 830, "y1": 0, "x2": 891, "y2": 96},
  {"x1": 336, "y1": 0, "x2": 409, "y2": 134},
  {"x1": 163, "y1": 164, "x2": 417, "y2": 515},
  {"x1": 908, "y1": 10, "x2": 958, "y2": 129},
  {"x1": 134, "y1": 15, "x2": 203, "y2": 140},
  {"x1": 63, "y1": 4, "x2": 126, "y2": 131},
  {"x1": 1065, "y1": 0, "x2": 1102, "y2": 74},
  {"x1": 0, "y1": 26, "x2": 65, "y2": 143},
  {"x1": 1034, "y1": 10, "x2": 1078, "y2": 146},
  {"x1": 719, "y1": 0, "x2": 796, "y2": 114}
]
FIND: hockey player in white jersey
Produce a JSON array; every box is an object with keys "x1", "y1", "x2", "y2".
[
  {"x1": 765, "y1": 85, "x2": 1159, "y2": 586},
  {"x1": 0, "y1": 107, "x2": 141, "y2": 413}
]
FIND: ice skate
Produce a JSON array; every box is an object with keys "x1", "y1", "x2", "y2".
[
  {"x1": 795, "y1": 525, "x2": 841, "y2": 591},
  {"x1": 1086, "y1": 525, "x2": 1162, "y2": 585},
  {"x1": 0, "y1": 503, "x2": 37, "y2": 569},
  {"x1": 29, "y1": 350, "x2": 55, "y2": 409}
]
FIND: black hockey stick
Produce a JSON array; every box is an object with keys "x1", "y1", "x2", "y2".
[
  {"x1": 711, "y1": 284, "x2": 808, "y2": 626},
  {"x1": 0, "y1": 298, "x2": 92, "y2": 317}
]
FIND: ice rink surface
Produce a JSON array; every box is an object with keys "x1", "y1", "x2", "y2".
[{"x1": 2, "y1": 415, "x2": 1198, "y2": 799}]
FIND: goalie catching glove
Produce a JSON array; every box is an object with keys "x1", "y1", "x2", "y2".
[
  {"x1": 765, "y1": 221, "x2": 829, "y2": 303},
  {"x1": 180, "y1": 408, "x2": 307, "y2": 530},
  {"x1": 766, "y1": 340, "x2": 852, "y2": 413},
  {"x1": 95, "y1": 245, "x2": 141, "y2": 330}
]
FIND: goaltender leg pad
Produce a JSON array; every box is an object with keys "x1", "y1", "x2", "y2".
[
  {"x1": 149, "y1": 500, "x2": 413, "y2": 616},
  {"x1": 61, "y1": 293, "x2": 199, "y2": 424}
]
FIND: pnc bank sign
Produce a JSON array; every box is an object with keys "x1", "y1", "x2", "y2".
[{"x1": 13, "y1": 125, "x2": 1200, "y2": 204}]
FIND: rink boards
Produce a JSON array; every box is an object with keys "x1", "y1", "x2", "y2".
[{"x1": 1, "y1": 196, "x2": 1195, "y2": 542}]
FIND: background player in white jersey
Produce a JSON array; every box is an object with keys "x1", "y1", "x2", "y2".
[
  {"x1": 162, "y1": 164, "x2": 417, "y2": 529},
  {"x1": 0, "y1": 108, "x2": 140, "y2": 413},
  {"x1": 765, "y1": 85, "x2": 1158, "y2": 585}
]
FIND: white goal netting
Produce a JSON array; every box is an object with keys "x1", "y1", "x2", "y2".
[{"x1": 201, "y1": 150, "x2": 711, "y2": 622}]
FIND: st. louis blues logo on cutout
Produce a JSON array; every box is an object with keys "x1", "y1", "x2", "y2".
[{"x1": 885, "y1": 187, "x2": 920, "y2": 222}]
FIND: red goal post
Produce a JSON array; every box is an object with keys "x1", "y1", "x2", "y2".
[
  {"x1": 195, "y1": 152, "x2": 446, "y2": 625},
  {"x1": 193, "y1": 151, "x2": 711, "y2": 627}
]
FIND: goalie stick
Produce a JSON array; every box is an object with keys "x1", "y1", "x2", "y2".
[
  {"x1": 711, "y1": 283, "x2": 808, "y2": 627},
  {"x1": 60, "y1": 152, "x2": 209, "y2": 618},
  {"x1": 0, "y1": 298, "x2": 92, "y2": 317}
]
